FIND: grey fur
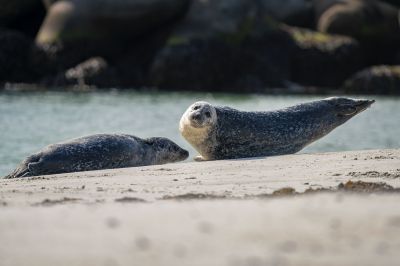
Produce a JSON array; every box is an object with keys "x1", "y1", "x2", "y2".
[
  {"x1": 180, "y1": 97, "x2": 374, "y2": 160},
  {"x1": 4, "y1": 134, "x2": 189, "y2": 178}
]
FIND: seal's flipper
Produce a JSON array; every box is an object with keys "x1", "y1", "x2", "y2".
[
  {"x1": 27, "y1": 161, "x2": 43, "y2": 176},
  {"x1": 4, "y1": 153, "x2": 43, "y2": 178},
  {"x1": 3, "y1": 166, "x2": 30, "y2": 179},
  {"x1": 194, "y1": 155, "x2": 205, "y2": 162}
]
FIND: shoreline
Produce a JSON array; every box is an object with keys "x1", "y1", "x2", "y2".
[
  {"x1": 1, "y1": 148, "x2": 399, "y2": 205},
  {"x1": 0, "y1": 82, "x2": 383, "y2": 96},
  {"x1": 1, "y1": 149, "x2": 400, "y2": 266}
]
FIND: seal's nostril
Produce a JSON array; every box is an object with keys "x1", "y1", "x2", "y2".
[{"x1": 192, "y1": 113, "x2": 201, "y2": 121}]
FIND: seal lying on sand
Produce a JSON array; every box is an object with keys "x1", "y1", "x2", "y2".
[
  {"x1": 5, "y1": 134, "x2": 189, "y2": 178},
  {"x1": 180, "y1": 97, "x2": 374, "y2": 161}
]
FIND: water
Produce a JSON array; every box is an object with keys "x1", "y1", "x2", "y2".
[{"x1": 1, "y1": 90, "x2": 399, "y2": 177}]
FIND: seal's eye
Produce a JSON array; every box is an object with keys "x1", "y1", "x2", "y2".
[
  {"x1": 204, "y1": 111, "x2": 211, "y2": 118},
  {"x1": 193, "y1": 106, "x2": 200, "y2": 110}
]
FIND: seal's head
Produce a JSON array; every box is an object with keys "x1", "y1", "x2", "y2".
[
  {"x1": 145, "y1": 137, "x2": 189, "y2": 164},
  {"x1": 325, "y1": 97, "x2": 374, "y2": 117},
  {"x1": 317, "y1": 97, "x2": 375, "y2": 130},
  {"x1": 179, "y1": 101, "x2": 218, "y2": 160},
  {"x1": 180, "y1": 101, "x2": 217, "y2": 130}
]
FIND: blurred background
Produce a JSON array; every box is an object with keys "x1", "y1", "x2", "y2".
[{"x1": 1, "y1": 0, "x2": 400, "y2": 176}]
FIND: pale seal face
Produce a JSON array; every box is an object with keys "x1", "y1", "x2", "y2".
[
  {"x1": 179, "y1": 101, "x2": 218, "y2": 160},
  {"x1": 180, "y1": 101, "x2": 217, "y2": 129}
]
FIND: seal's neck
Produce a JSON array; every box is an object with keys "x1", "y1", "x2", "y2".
[
  {"x1": 142, "y1": 147, "x2": 167, "y2": 166},
  {"x1": 180, "y1": 123, "x2": 215, "y2": 160}
]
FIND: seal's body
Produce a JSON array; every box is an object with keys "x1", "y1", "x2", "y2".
[
  {"x1": 5, "y1": 134, "x2": 188, "y2": 178},
  {"x1": 180, "y1": 98, "x2": 374, "y2": 160}
]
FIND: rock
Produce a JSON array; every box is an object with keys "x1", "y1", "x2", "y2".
[
  {"x1": 35, "y1": 0, "x2": 189, "y2": 85},
  {"x1": 149, "y1": 0, "x2": 364, "y2": 92},
  {"x1": 36, "y1": 0, "x2": 189, "y2": 61},
  {"x1": 343, "y1": 65, "x2": 400, "y2": 94},
  {"x1": 285, "y1": 26, "x2": 362, "y2": 87},
  {"x1": 318, "y1": 0, "x2": 400, "y2": 44},
  {"x1": 41, "y1": 57, "x2": 118, "y2": 88},
  {"x1": 259, "y1": 0, "x2": 315, "y2": 27},
  {"x1": 380, "y1": 0, "x2": 400, "y2": 7},
  {"x1": 149, "y1": 0, "x2": 294, "y2": 92},
  {"x1": 42, "y1": 0, "x2": 56, "y2": 9},
  {"x1": 0, "y1": 30, "x2": 47, "y2": 83},
  {"x1": 313, "y1": 0, "x2": 339, "y2": 19},
  {"x1": 0, "y1": 0, "x2": 45, "y2": 37}
]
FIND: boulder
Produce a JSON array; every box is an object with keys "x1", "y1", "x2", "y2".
[
  {"x1": 35, "y1": 0, "x2": 190, "y2": 83},
  {"x1": 285, "y1": 26, "x2": 362, "y2": 87},
  {"x1": 343, "y1": 65, "x2": 400, "y2": 94},
  {"x1": 149, "y1": 0, "x2": 364, "y2": 91},
  {"x1": 0, "y1": 30, "x2": 47, "y2": 83},
  {"x1": 258, "y1": 0, "x2": 314, "y2": 27},
  {"x1": 380, "y1": 0, "x2": 400, "y2": 7},
  {"x1": 318, "y1": 0, "x2": 400, "y2": 44},
  {"x1": 0, "y1": 0, "x2": 45, "y2": 37},
  {"x1": 149, "y1": 0, "x2": 294, "y2": 92},
  {"x1": 36, "y1": 0, "x2": 189, "y2": 57},
  {"x1": 313, "y1": 0, "x2": 339, "y2": 19}
]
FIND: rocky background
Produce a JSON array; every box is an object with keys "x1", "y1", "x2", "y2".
[{"x1": 0, "y1": 0, "x2": 399, "y2": 94}]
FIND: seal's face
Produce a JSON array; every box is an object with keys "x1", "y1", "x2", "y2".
[
  {"x1": 181, "y1": 101, "x2": 217, "y2": 129},
  {"x1": 179, "y1": 101, "x2": 218, "y2": 160},
  {"x1": 318, "y1": 97, "x2": 375, "y2": 130},
  {"x1": 146, "y1": 137, "x2": 189, "y2": 164},
  {"x1": 325, "y1": 97, "x2": 374, "y2": 119}
]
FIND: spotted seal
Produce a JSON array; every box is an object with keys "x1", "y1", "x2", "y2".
[
  {"x1": 4, "y1": 134, "x2": 189, "y2": 178},
  {"x1": 179, "y1": 97, "x2": 374, "y2": 160}
]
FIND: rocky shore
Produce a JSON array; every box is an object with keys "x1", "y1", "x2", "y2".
[
  {"x1": 0, "y1": 149, "x2": 399, "y2": 265},
  {"x1": 1, "y1": 0, "x2": 400, "y2": 94}
]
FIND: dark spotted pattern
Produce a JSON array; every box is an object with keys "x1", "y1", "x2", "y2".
[
  {"x1": 184, "y1": 97, "x2": 374, "y2": 160},
  {"x1": 4, "y1": 134, "x2": 188, "y2": 178}
]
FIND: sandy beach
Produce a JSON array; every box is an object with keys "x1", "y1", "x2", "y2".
[{"x1": 1, "y1": 149, "x2": 400, "y2": 266}]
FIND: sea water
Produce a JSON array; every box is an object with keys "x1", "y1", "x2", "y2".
[{"x1": 1, "y1": 90, "x2": 399, "y2": 176}]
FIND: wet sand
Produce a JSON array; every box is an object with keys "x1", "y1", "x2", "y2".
[{"x1": 1, "y1": 149, "x2": 400, "y2": 266}]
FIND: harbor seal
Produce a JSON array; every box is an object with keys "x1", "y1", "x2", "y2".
[
  {"x1": 4, "y1": 134, "x2": 189, "y2": 178},
  {"x1": 179, "y1": 97, "x2": 374, "y2": 160}
]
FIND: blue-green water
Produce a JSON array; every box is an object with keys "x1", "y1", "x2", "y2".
[{"x1": 1, "y1": 90, "x2": 399, "y2": 177}]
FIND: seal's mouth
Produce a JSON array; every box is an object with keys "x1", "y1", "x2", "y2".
[
  {"x1": 189, "y1": 113, "x2": 206, "y2": 128},
  {"x1": 355, "y1": 99, "x2": 375, "y2": 113},
  {"x1": 337, "y1": 99, "x2": 375, "y2": 117},
  {"x1": 190, "y1": 120, "x2": 204, "y2": 128}
]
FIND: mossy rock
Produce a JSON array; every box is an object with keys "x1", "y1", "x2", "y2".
[
  {"x1": 285, "y1": 26, "x2": 362, "y2": 87},
  {"x1": 149, "y1": 0, "x2": 294, "y2": 91},
  {"x1": 318, "y1": 0, "x2": 400, "y2": 44},
  {"x1": 150, "y1": 0, "x2": 366, "y2": 91},
  {"x1": 344, "y1": 65, "x2": 400, "y2": 94},
  {"x1": 36, "y1": 0, "x2": 189, "y2": 62}
]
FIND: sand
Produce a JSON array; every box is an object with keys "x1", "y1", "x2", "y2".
[{"x1": 1, "y1": 149, "x2": 400, "y2": 266}]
